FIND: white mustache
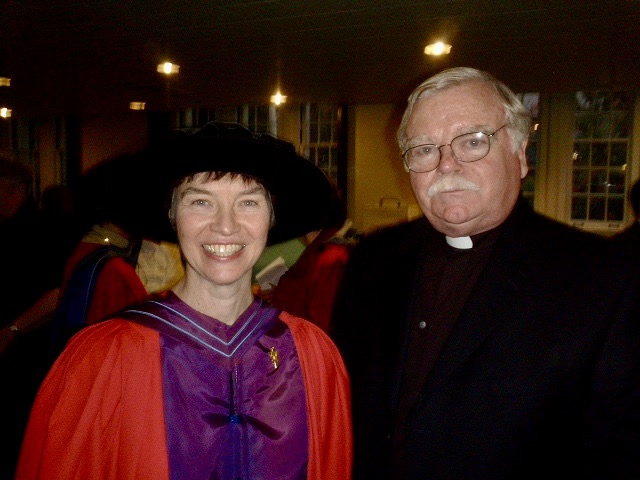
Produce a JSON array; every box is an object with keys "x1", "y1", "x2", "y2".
[{"x1": 427, "y1": 175, "x2": 480, "y2": 197}]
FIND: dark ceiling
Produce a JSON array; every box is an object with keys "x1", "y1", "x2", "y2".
[{"x1": 2, "y1": 0, "x2": 640, "y2": 118}]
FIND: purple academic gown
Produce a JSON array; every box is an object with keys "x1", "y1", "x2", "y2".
[{"x1": 122, "y1": 292, "x2": 309, "y2": 480}]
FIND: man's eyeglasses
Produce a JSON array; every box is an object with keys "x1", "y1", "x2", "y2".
[{"x1": 402, "y1": 124, "x2": 508, "y2": 173}]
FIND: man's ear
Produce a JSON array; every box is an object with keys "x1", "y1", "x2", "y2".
[{"x1": 517, "y1": 142, "x2": 529, "y2": 180}]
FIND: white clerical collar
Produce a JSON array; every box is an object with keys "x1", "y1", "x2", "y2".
[{"x1": 446, "y1": 235, "x2": 473, "y2": 249}]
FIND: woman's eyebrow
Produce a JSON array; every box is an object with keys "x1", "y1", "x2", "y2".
[
  {"x1": 242, "y1": 185, "x2": 267, "y2": 195},
  {"x1": 179, "y1": 186, "x2": 210, "y2": 198}
]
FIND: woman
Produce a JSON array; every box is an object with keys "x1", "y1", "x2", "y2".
[{"x1": 16, "y1": 122, "x2": 352, "y2": 480}]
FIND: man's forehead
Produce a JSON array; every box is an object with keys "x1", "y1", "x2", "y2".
[{"x1": 407, "y1": 96, "x2": 503, "y2": 137}]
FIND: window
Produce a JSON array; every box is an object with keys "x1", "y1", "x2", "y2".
[
  {"x1": 300, "y1": 103, "x2": 341, "y2": 181},
  {"x1": 175, "y1": 105, "x2": 279, "y2": 135},
  {"x1": 237, "y1": 105, "x2": 277, "y2": 135},
  {"x1": 571, "y1": 91, "x2": 634, "y2": 224}
]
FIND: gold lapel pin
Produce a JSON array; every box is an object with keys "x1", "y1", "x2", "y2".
[{"x1": 268, "y1": 347, "x2": 280, "y2": 370}]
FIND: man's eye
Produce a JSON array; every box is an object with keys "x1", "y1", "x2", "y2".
[
  {"x1": 459, "y1": 134, "x2": 489, "y2": 149},
  {"x1": 414, "y1": 145, "x2": 435, "y2": 156}
]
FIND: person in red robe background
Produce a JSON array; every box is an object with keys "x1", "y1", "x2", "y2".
[
  {"x1": 16, "y1": 121, "x2": 352, "y2": 480},
  {"x1": 47, "y1": 152, "x2": 184, "y2": 359},
  {"x1": 270, "y1": 218, "x2": 359, "y2": 334}
]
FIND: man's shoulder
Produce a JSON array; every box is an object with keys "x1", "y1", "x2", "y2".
[
  {"x1": 513, "y1": 207, "x2": 609, "y2": 251},
  {"x1": 342, "y1": 218, "x2": 432, "y2": 285},
  {"x1": 613, "y1": 221, "x2": 640, "y2": 246},
  {"x1": 508, "y1": 208, "x2": 633, "y2": 286},
  {"x1": 356, "y1": 217, "x2": 433, "y2": 251}
]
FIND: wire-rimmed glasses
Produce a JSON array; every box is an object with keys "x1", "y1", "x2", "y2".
[{"x1": 402, "y1": 124, "x2": 508, "y2": 173}]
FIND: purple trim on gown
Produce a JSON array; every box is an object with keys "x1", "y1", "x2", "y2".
[{"x1": 123, "y1": 292, "x2": 309, "y2": 480}]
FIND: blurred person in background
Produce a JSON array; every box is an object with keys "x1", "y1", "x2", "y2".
[
  {"x1": 0, "y1": 157, "x2": 80, "y2": 480},
  {"x1": 49, "y1": 152, "x2": 184, "y2": 358},
  {"x1": 269, "y1": 185, "x2": 360, "y2": 333}
]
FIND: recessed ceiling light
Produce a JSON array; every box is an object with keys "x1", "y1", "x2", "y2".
[
  {"x1": 157, "y1": 62, "x2": 179, "y2": 75},
  {"x1": 270, "y1": 91, "x2": 287, "y2": 105},
  {"x1": 129, "y1": 102, "x2": 146, "y2": 111},
  {"x1": 424, "y1": 42, "x2": 452, "y2": 56}
]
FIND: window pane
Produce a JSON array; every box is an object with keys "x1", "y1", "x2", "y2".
[
  {"x1": 594, "y1": 115, "x2": 612, "y2": 139},
  {"x1": 607, "y1": 196, "x2": 624, "y2": 221},
  {"x1": 590, "y1": 169, "x2": 608, "y2": 193},
  {"x1": 610, "y1": 143, "x2": 627, "y2": 166},
  {"x1": 573, "y1": 143, "x2": 590, "y2": 166},
  {"x1": 589, "y1": 197, "x2": 605, "y2": 220},
  {"x1": 608, "y1": 170, "x2": 626, "y2": 194},
  {"x1": 319, "y1": 123, "x2": 333, "y2": 143},
  {"x1": 572, "y1": 197, "x2": 588, "y2": 220},
  {"x1": 591, "y1": 143, "x2": 608, "y2": 166},
  {"x1": 575, "y1": 112, "x2": 595, "y2": 138},
  {"x1": 318, "y1": 104, "x2": 334, "y2": 123},
  {"x1": 573, "y1": 170, "x2": 589, "y2": 193},
  {"x1": 310, "y1": 122, "x2": 319, "y2": 143},
  {"x1": 611, "y1": 111, "x2": 632, "y2": 138}
]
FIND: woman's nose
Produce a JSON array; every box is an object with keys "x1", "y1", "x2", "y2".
[{"x1": 211, "y1": 207, "x2": 239, "y2": 235}]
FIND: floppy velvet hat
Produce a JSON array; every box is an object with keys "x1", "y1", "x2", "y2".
[{"x1": 158, "y1": 121, "x2": 336, "y2": 245}]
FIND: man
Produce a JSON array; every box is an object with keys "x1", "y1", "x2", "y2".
[{"x1": 331, "y1": 67, "x2": 640, "y2": 479}]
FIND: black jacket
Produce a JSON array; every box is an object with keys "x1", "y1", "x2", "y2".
[{"x1": 331, "y1": 200, "x2": 640, "y2": 479}]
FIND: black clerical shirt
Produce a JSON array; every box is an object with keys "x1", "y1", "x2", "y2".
[{"x1": 392, "y1": 226, "x2": 502, "y2": 476}]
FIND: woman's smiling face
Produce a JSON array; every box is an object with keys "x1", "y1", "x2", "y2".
[{"x1": 172, "y1": 173, "x2": 272, "y2": 288}]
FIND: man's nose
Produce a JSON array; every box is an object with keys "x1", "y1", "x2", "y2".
[{"x1": 437, "y1": 144, "x2": 460, "y2": 172}]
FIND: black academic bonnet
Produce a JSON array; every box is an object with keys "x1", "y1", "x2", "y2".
[{"x1": 155, "y1": 121, "x2": 336, "y2": 245}]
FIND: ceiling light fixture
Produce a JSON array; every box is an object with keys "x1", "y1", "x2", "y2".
[
  {"x1": 0, "y1": 77, "x2": 10, "y2": 87},
  {"x1": 157, "y1": 62, "x2": 179, "y2": 75},
  {"x1": 1, "y1": 108, "x2": 12, "y2": 118},
  {"x1": 424, "y1": 42, "x2": 452, "y2": 56},
  {"x1": 129, "y1": 102, "x2": 146, "y2": 111},
  {"x1": 270, "y1": 91, "x2": 287, "y2": 106}
]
